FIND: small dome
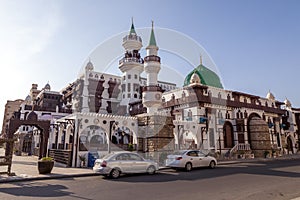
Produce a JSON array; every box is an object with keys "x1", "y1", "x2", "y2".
[
  {"x1": 25, "y1": 95, "x2": 32, "y2": 102},
  {"x1": 266, "y1": 91, "x2": 275, "y2": 100},
  {"x1": 284, "y1": 98, "x2": 292, "y2": 107},
  {"x1": 85, "y1": 60, "x2": 94, "y2": 71},
  {"x1": 184, "y1": 64, "x2": 223, "y2": 88},
  {"x1": 44, "y1": 83, "x2": 51, "y2": 91},
  {"x1": 190, "y1": 72, "x2": 201, "y2": 85}
]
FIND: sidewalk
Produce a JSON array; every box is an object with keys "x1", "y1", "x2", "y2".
[
  {"x1": 0, "y1": 155, "x2": 97, "y2": 183},
  {"x1": 0, "y1": 153, "x2": 299, "y2": 183}
]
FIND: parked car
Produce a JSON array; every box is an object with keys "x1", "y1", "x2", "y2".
[
  {"x1": 93, "y1": 152, "x2": 159, "y2": 178},
  {"x1": 165, "y1": 150, "x2": 217, "y2": 171}
]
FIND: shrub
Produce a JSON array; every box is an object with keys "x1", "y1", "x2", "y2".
[{"x1": 40, "y1": 157, "x2": 54, "y2": 162}]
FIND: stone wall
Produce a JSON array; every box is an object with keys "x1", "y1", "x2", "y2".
[
  {"x1": 137, "y1": 114, "x2": 174, "y2": 152},
  {"x1": 249, "y1": 117, "x2": 272, "y2": 157}
]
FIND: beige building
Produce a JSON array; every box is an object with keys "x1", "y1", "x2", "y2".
[{"x1": 1, "y1": 99, "x2": 24, "y2": 137}]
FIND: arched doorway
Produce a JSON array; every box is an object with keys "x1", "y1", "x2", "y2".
[
  {"x1": 80, "y1": 125, "x2": 107, "y2": 151},
  {"x1": 180, "y1": 131, "x2": 197, "y2": 150},
  {"x1": 111, "y1": 126, "x2": 135, "y2": 151},
  {"x1": 22, "y1": 133, "x2": 33, "y2": 154},
  {"x1": 223, "y1": 122, "x2": 234, "y2": 148}
]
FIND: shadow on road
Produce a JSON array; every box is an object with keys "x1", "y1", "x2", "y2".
[
  {"x1": 105, "y1": 159, "x2": 300, "y2": 183},
  {"x1": 0, "y1": 181, "x2": 92, "y2": 200}
]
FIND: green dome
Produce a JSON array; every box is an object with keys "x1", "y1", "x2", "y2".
[{"x1": 184, "y1": 64, "x2": 223, "y2": 88}]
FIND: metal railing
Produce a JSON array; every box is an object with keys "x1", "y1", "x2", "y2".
[{"x1": 230, "y1": 143, "x2": 251, "y2": 154}]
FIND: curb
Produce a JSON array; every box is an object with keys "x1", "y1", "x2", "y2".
[{"x1": 0, "y1": 172, "x2": 99, "y2": 184}]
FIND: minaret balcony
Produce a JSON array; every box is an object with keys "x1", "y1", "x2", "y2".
[
  {"x1": 119, "y1": 57, "x2": 144, "y2": 65},
  {"x1": 123, "y1": 35, "x2": 142, "y2": 43},
  {"x1": 142, "y1": 85, "x2": 164, "y2": 92},
  {"x1": 144, "y1": 55, "x2": 160, "y2": 63}
]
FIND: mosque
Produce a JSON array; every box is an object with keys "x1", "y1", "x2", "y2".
[{"x1": 6, "y1": 21, "x2": 299, "y2": 167}]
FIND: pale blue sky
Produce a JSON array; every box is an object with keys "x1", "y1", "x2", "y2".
[{"x1": 0, "y1": 0, "x2": 300, "y2": 128}]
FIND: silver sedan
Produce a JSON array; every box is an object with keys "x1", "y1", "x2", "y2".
[
  {"x1": 93, "y1": 152, "x2": 159, "y2": 178},
  {"x1": 165, "y1": 150, "x2": 217, "y2": 171}
]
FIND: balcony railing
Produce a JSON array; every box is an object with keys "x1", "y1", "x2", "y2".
[
  {"x1": 142, "y1": 85, "x2": 164, "y2": 92},
  {"x1": 119, "y1": 57, "x2": 143, "y2": 65},
  {"x1": 230, "y1": 143, "x2": 251, "y2": 154},
  {"x1": 144, "y1": 55, "x2": 160, "y2": 63},
  {"x1": 123, "y1": 35, "x2": 142, "y2": 43}
]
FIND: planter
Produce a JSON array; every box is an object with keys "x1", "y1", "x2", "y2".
[{"x1": 38, "y1": 160, "x2": 54, "y2": 174}]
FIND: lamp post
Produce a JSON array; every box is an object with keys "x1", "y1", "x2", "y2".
[
  {"x1": 177, "y1": 125, "x2": 184, "y2": 150},
  {"x1": 200, "y1": 127, "x2": 206, "y2": 149},
  {"x1": 218, "y1": 128, "x2": 223, "y2": 155}
]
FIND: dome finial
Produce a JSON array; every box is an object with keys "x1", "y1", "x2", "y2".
[
  {"x1": 200, "y1": 54, "x2": 203, "y2": 65},
  {"x1": 129, "y1": 17, "x2": 136, "y2": 35},
  {"x1": 148, "y1": 20, "x2": 157, "y2": 46}
]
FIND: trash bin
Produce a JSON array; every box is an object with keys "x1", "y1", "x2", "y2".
[{"x1": 88, "y1": 152, "x2": 99, "y2": 167}]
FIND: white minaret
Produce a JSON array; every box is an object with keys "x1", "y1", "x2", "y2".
[
  {"x1": 81, "y1": 60, "x2": 94, "y2": 113},
  {"x1": 142, "y1": 21, "x2": 162, "y2": 114},
  {"x1": 119, "y1": 19, "x2": 144, "y2": 113}
]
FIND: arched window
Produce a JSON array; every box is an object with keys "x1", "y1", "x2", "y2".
[
  {"x1": 226, "y1": 111, "x2": 230, "y2": 119},
  {"x1": 244, "y1": 110, "x2": 248, "y2": 118},
  {"x1": 227, "y1": 94, "x2": 231, "y2": 100},
  {"x1": 208, "y1": 91, "x2": 212, "y2": 97}
]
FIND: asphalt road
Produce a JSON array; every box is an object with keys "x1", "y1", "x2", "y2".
[{"x1": 0, "y1": 159, "x2": 300, "y2": 200}]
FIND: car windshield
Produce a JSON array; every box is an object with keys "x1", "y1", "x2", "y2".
[
  {"x1": 172, "y1": 150, "x2": 187, "y2": 155},
  {"x1": 101, "y1": 153, "x2": 115, "y2": 160}
]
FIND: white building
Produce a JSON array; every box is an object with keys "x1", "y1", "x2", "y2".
[{"x1": 8, "y1": 20, "x2": 299, "y2": 167}]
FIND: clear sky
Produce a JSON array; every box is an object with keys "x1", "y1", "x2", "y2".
[{"x1": 0, "y1": 0, "x2": 300, "y2": 129}]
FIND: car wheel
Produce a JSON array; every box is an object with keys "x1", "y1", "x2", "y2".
[
  {"x1": 185, "y1": 162, "x2": 192, "y2": 172},
  {"x1": 209, "y1": 161, "x2": 216, "y2": 169},
  {"x1": 110, "y1": 169, "x2": 120, "y2": 179},
  {"x1": 147, "y1": 165, "x2": 156, "y2": 175}
]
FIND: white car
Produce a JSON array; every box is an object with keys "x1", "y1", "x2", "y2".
[
  {"x1": 165, "y1": 150, "x2": 217, "y2": 171},
  {"x1": 93, "y1": 152, "x2": 159, "y2": 178}
]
